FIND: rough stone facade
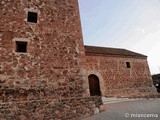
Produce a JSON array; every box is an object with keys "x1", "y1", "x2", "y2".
[
  {"x1": 0, "y1": 0, "x2": 157, "y2": 120},
  {"x1": 0, "y1": 0, "x2": 101, "y2": 119},
  {"x1": 84, "y1": 46, "x2": 157, "y2": 98}
]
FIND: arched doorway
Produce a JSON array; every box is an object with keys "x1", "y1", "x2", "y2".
[{"x1": 88, "y1": 74, "x2": 101, "y2": 96}]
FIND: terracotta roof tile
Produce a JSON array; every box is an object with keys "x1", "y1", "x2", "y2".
[{"x1": 84, "y1": 45, "x2": 147, "y2": 58}]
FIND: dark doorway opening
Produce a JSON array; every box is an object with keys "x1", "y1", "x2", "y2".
[{"x1": 88, "y1": 74, "x2": 101, "y2": 96}]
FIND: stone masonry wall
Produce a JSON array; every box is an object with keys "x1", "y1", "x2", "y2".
[
  {"x1": 0, "y1": 97, "x2": 102, "y2": 120},
  {"x1": 85, "y1": 54, "x2": 157, "y2": 98},
  {"x1": 0, "y1": 0, "x2": 102, "y2": 119}
]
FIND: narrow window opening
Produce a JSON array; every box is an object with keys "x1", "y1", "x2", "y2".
[
  {"x1": 27, "y1": 12, "x2": 38, "y2": 23},
  {"x1": 16, "y1": 41, "x2": 27, "y2": 53},
  {"x1": 126, "y1": 62, "x2": 131, "y2": 68}
]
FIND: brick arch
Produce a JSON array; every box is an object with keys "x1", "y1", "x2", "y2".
[
  {"x1": 82, "y1": 70, "x2": 105, "y2": 97},
  {"x1": 88, "y1": 74, "x2": 101, "y2": 96}
]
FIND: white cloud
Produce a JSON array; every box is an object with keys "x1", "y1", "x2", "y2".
[{"x1": 136, "y1": 27, "x2": 145, "y2": 33}]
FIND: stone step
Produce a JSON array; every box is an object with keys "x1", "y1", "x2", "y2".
[{"x1": 102, "y1": 97, "x2": 138, "y2": 104}]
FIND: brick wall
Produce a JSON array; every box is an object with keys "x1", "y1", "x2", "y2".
[{"x1": 85, "y1": 54, "x2": 157, "y2": 98}]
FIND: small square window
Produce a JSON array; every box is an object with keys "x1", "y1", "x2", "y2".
[
  {"x1": 16, "y1": 41, "x2": 27, "y2": 53},
  {"x1": 126, "y1": 62, "x2": 131, "y2": 68},
  {"x1": 27, "y1": 12, "x2": 38, "y2": 23}
]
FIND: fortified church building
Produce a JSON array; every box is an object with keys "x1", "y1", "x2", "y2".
[{"x1": 0, "y1": 0, "x2": 157, "y2": 119}]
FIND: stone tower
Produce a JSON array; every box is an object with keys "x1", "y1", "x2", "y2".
[{"x1": 0, "y1": 0, "x2": 101, "y2": 119}]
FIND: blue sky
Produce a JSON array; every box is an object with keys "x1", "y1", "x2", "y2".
[{"x1": 78, "y1": 0, "x2": 160, "y2": 74}]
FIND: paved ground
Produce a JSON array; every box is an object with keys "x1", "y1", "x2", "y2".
[{"x1": 83, "y1": 98, "x2": 160, "y2": 120}]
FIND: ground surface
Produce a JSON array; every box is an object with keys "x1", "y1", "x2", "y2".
[{"x1": 83, "y1": 98, "x2": 160, "y2": 120}]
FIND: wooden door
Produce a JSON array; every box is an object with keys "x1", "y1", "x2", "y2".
[{"x1": 88, "y1": 75, "x2": 101, "y2": 96}]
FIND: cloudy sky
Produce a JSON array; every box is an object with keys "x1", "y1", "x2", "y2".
[{"x1": 78, "y1": 0, "x2": 160, "y2": 74}]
